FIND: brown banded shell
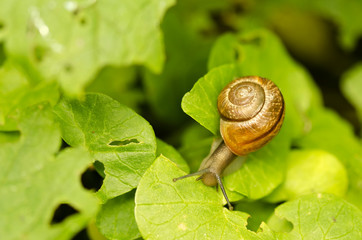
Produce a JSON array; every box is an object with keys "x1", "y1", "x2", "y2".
[{"x1": 218, "y1": 76, "x2": 285, "y2": 156}]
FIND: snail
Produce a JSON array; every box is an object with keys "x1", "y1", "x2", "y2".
[{"x1": 173, "y1": 76, "x2": 285, "y2": 210}]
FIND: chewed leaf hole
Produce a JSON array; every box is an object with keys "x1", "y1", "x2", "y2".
[
  {"x1": 81, "y1": 166, "x2": 103, "y2": 191},
  {"x1": 108, "y1": 139, "x2": 140, "y2": 146},
  {"x1": 0, "y1": 131, "x2": 21, "y2": 144},
  {"x1": 72, "y1": 228, "x2": 89, "y2": 240},
  {"x1": 51, "y1": 204, "x2": 78, "y2": 225},
  {"x1": 246, "y1": 215, "x2": 260, "y2": 232},
  {"x1": 235, "y1": 201, "x2": 278, "y2": 232}
]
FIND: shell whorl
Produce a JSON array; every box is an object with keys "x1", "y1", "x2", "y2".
[
  {"x1": 218, "y1": 77, "x2": 265, "y2": 121},
  {"x1": 218, "y1": 76, "x2": 285, "y2": 156}
]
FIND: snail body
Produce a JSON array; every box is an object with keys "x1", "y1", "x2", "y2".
[{"x1": 173, "y1": 76, "x2": 285, "y2": 210}]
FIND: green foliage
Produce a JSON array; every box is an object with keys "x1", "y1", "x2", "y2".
[
  {"x1": 1, "y1": 0, "x2": 362, "y2": 239},
  {"x1": 0, "y1": 105, "x2": 98, "y2": 239},
  {"x1": 135, "y1": 156, "x2": 274, "y2": 240},
  {"x1": 273, "y1": 193, "x2": 362, "y2": 239},
  {"x1": 135, "y1": 157, "x2": 362, "y2": 239},
  {"x1": 0, "y1": 0, "x2": 175, "y2": 94},
  {"x1": 54, "y1": 93, "x2": 156, "y2": 202},
  {"x1": 266, "y1": 150, "x2": 348, "y2": 202}
]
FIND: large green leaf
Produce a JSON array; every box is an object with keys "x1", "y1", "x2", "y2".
[
  {"x1": 53, "y1": 93, "x2": 156, "y2": 201},
  {"x1": 135, "y1": 156, "x2": 274, "y2": 240},
  {"x1": 0, "y1": 0, "x2": 175, "y2": 94},
  {"x1": 0, "y1": 104, "x2": 98, "y2": 239},
  {"x1": 297, "y1": 108, "x2": 362, "y2": 209},
  {"x1": 274, "y1": 193, "x2": 362, "y2": 240}
]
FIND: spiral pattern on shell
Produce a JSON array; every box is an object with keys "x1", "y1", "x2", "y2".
[{"x1": 218, "y1": 76, "x2": 285, "y2": 156}]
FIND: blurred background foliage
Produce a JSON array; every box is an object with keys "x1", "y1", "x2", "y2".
[
  {"x1": 123, "y1": 0, "x2": 362, "y2": 144},
  {"x1": 1, "y1": 0, "x2": 362, "y2": 142},
  {"x1": 1, "y1": 0, "x2": 362, "y2": 239}
]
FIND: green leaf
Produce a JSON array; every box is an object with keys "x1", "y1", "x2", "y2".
[
  {"x1": 96, "y1": 190, "x2": 140, "y2": 240},
  {"x1": 53, "y1": 93, "x2": 156, "y2": 201},
  {"x1": 0, "y1": 61, "x2": 59, "y2": 130},
  {"x1": 266, "y1": 150, "x2": 348, "y2": 202},
  {"x1": 207, "y1": 33, "x2": 240, "y2": 71},
  {"x1": 0, "y1": 0, "x2": 175, "y2": 94},
  {"x1": 297, "y1": 108, "x2": 362, "y2": 209},
  {"x1": 135, "y1": 155, "x2": 275, "y2": 240},
  {"x1": 0, "y1": 104, "x2": 98, "y2": 239},
  {"x1": 181, "y1": 64, "x2": 237, "y2": 135},
  {"x1": 341, "y1": 62, "x2": 362, "y2": 124},
  {"x1": 274, "y1": 193, "x2": 362, "y2": 240},
  {"x1": 156, "y1": 138, "x2": 190, "y2": 173}
]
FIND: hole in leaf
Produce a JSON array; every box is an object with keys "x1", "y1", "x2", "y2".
[
  {"x1": 246, "y1": 215, "x2": 262, "y2": 232},
  {"x1": 291, "y1": 144, "x2": 301, "y2": 150},
  {"x1": 0, "y1": 131, "x2": 21, "y2": 144},
  {"x1": 81, "y1": 166, "x2": 103, "y2": 191},
  {"x1": 72, "y1": 228, "x2": 89, "y2": 240},
  {"x1": 60, "y1": 139, "x2": 70, "y2": 150},
  {"x1": 235, "y1": 201, "x2": 277, "y2": 232},
  {"x1": 51, "y1": 204, "x2": 78, "y2": 225},
  {"x1": 93, "y1": 160, "x2": 105, "y2": 178},
  {"x1": 108, "y1": 139, "x2": 139, "y2": 146}
]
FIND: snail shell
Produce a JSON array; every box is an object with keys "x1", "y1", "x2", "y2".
[{"x1": 218, "y1": 76, "x2": 285, "y2": 156}]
